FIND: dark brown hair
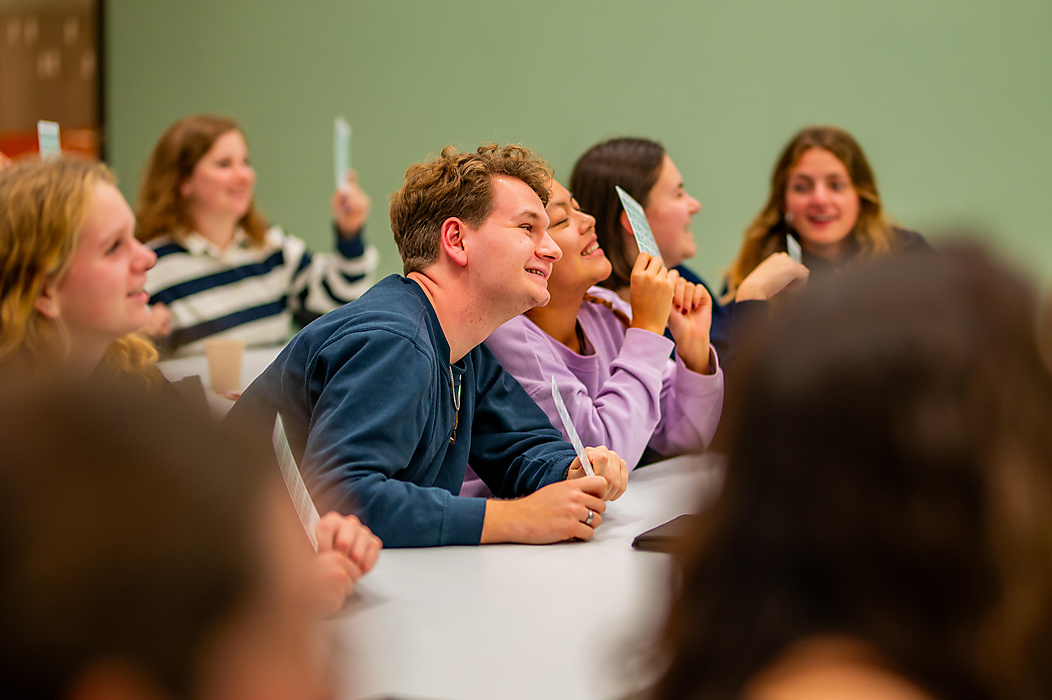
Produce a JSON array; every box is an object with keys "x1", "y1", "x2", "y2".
[
  {"x1": 569, "y1": 137, "x2": 665, "y2": 292},
  {"x1": 0, "y1": 377, "x2": 276, "y2": 698},
  {"x1": 656, "y1": 246, "x2": 1052, "y2": 700},
  {"x1": 390, "y1": 143, "x2": 553, "y2": 275}
]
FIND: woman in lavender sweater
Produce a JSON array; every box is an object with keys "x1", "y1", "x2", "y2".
[{"x1": 476, "y1": 178, "x2": 722, "y2": 493}]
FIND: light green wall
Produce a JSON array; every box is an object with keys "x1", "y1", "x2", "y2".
[{"x1": 107, "y1": 0, "x2": 1052, "y2": 285}]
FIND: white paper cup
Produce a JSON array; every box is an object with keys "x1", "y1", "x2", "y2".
[{"x1": 204, "y1": 339, "x2": 245, "y2": 393}]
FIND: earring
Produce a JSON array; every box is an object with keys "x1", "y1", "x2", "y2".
[{"x1": 784, "y1": 211, "x2": 794, "y2": 229}]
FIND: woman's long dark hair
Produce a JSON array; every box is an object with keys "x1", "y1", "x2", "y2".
[
  {"x1": 570, "y1": 137, "x2": 665, "y2": 292},
  {"x1": 655, "y1": 246, "x2": 1052, "y2": 700}
]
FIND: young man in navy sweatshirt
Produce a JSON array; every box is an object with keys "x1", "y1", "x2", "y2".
[{"x1": 231, "y1": 144, "x2": 627, "y2": 547}]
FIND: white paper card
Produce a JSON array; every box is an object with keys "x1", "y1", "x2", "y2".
[
  {"x1": 787, "y1": 233, "x2": 802, "y2": 263},
  {"x1": 550, "y1": 376, "x2": 594, "y2": 476},
  {"x1": 273, "y1": 413, "x2": 321, "y2": 550},
  {"x1": 334, "y1": 116, "x2": 351, "y2": 190},
  {"x1": 615, "y1": 185, "x2": 660, "y2": 258},
  {"x1": 37, "y1": 120, "x2": 60, "y2": 159}
]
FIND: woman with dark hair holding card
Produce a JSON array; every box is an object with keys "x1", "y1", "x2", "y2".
[
  {"x1": 477, "y1": 178, "x2": 722, "y2": 490},
  {"x1": 725, "y1": 125, "x2": 929, "y2": 299},
  {"x1": 571, "y1": 137, "x2": 809, "y2": 361},
  {"x1": 136, "y1": 114, "x2": 378, "y2": 355},
  {"x1": 654, "y1": 248, "x2": 1052, "y2": 700}
]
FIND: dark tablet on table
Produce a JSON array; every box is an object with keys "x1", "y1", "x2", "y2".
[{"x1": 631, "y1": 513, "x2": 699, "y2": 553}]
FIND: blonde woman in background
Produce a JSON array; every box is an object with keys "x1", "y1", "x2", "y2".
[{"x1": 725, "y1": 125, "x2": 929, "y2": 298}]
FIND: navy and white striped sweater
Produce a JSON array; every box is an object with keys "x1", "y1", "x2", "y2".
[{"x1": 145, "y1": 224, "x2": 377, "y2": 355}]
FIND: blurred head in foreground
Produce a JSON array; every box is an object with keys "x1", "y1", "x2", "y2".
[
  {"x1": 0, "y1": 378, "x2": 334, "y2": 700},
  {"x1": 656, "y1": 246, "x2": 1052, "y2": 700}
]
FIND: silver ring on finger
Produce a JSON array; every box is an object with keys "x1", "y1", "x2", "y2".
[{"x1": 585, "y1": 508, "x2": 595, "y2": 526}]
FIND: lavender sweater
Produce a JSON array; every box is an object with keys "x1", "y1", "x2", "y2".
[{"x1": 479, "y1": 286, "x2": 723, "y2": 484}]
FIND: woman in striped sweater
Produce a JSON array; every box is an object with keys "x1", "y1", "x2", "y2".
[{"x1": 136, "y1": 114, "x2": 378, "y2": 355}]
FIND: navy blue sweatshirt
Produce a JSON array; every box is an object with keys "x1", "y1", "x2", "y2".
[{"x1": 230, "y1": 275, "x2": 576, "y2": 547}]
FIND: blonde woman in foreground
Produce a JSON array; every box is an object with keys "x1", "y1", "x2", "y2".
[{"x1": 0, "y1": 156, "x2": 381, "y2": 616}]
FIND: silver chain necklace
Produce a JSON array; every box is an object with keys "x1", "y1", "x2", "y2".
[{"x1": 449, "y1": 366, "x2": 461, "y2": 444}]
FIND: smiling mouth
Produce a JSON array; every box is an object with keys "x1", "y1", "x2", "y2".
[
  {"x1": 582, "y1": 241, "x2": 600, "y2": 256},
  {"x1": 526, "y1": 268, "x2": 548, "y2": 278}
]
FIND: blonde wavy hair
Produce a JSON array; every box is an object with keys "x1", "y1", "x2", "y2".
[
  {"x1": 136, "y1": 114, "x2": 268, "y2": 244},
  {"x1": 725, "y1": 126, "x2": 898, "y2": 299},
  {"x1": 0, "y1": 158, "x2": 158, "y2": 379}
]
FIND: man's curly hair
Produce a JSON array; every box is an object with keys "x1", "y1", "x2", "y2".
[{"x1": 390, "y1": 143, "x2": 552, "y2": 275}]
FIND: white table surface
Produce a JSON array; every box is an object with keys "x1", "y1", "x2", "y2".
[
  {"x1": 161, "y1": 345, "x2": 724, "y2": 698},
  {"x1": 157, "y1": 345, "x2": 284, "y2": 413},
  {"x1": 158, "y1": 345, "x2": 284, "y2": 390},
  {"x1": 335, "y1": 453, "x2": 724, "y2": 700}
]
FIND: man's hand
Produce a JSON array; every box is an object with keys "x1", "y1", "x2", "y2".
[
  {"x1": 332, "y1": 170, "x2": 371, "y2": 238},
  {"x1": 480, "y1": 477, "x2": 609, "y2": 544},
  {"x1": 309, "y1": 512, "x2": 382, "y2": 616},
  {"x1": 566, "y1": 445, "x2": 627, "y2": 501}
]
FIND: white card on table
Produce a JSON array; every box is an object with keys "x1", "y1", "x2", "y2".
[
  {"x1": 615, "y1": 185, "x2": 660, "y2": 258},
  {"x1": 334, "y1": 116, "x2": 351, "y2": 190},
  {"x1": 550, "y1": 376, "x2": 594, "y2": 476},
  {"x1": 273, "y1": 413, "x2": 322, "y2": 550},
  {"x1": 37, "y1": 120, "x2": 61, "y2": 159},
  {"x1": 786, "y1": 233, "x2": 802, "y2": 263}
]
